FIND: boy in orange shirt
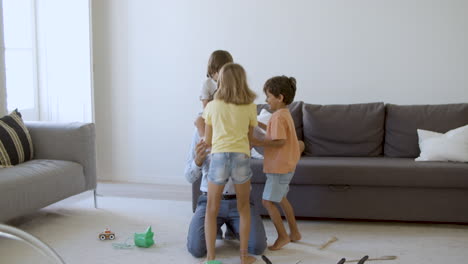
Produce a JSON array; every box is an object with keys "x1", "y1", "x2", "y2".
[{"x1": 255, "y1": 75, "x2": 302, "y2": 251}]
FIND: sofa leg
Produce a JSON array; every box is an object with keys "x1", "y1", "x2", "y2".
[{"x1": 94, "y1": 189, "x2": 98, "y2": 209}]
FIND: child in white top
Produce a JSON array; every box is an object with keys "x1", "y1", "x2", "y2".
[
  {"x1": 199, "y1": 78, "x2": 217, "y2": 107},
  {"x1": 195, "y1": 50, "x2": 233, "y2": 137}
]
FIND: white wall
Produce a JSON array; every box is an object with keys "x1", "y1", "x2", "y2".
[
  {"x1": 36, "y1": 0, "x2": 93, "y2": 122},
  {"x1": 92, "y1": 0, "x2": 468, "y2": 185},
  {"x1": 0, "y1": 1, "x2": 7, "y2": 116}
]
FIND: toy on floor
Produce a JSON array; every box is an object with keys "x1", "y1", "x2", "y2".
[
  {"x1": 319, "y1": 236, "x2": 338, "y2": 250},
  {"x1": 261, "y1": 255, "x2": 272, "y2": 264},
  {"x1": 337, "y1": 255, "x2": 368, "y2": 263},
  {"x1": 111, "y1": 226, "x2": 155, "y2": 249},
  {"x1": 344, "y1": 255, "x2": 397, "y2": 263},
  {"x1": 346, "y1": 255, "x2": 368, "y2": 264},
  {"x1": 98, "y1": 228, "x2": 115, "y2": 240},
  {"x1": 134, "y1": 226, "x2": 154, "y2": 248}
]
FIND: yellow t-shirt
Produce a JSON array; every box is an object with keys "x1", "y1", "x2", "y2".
[{"x1": 203, "y1": 100, "x2": 258, "y2": 156}]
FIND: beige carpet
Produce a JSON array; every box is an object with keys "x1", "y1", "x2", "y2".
[{"x1": 1, "y1": 194, "x2": 468, "y2": 264}]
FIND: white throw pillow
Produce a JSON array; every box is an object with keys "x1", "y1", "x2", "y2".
[
  {"x1": 257, "y1": 108, "x2": 272, "y2": 126},
  {"x1": 250, "y1": 148, "x2": 264, "y2": 159},
  {"x1": 415, "y1": 124, "x2": 468, "y2": 162},
  {"x1": 252, "y1": 109, "x2": 272, "y2": 157}
]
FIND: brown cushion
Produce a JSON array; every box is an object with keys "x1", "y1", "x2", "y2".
[
  {"x1": 302, "y1": 102, "x2": 385, "y2": 157},
  {"x1": 384, "y1": 104, "x2": 468, "y2": 158}
]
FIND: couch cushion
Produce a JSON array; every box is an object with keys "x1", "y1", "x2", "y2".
[
  {"x1": 250, "y1": 157, "x2": 468, "y2": 188},
  {"x1": 256, "y1": 101, "x2": 303, "y2": 140},
  {"x1": 302, "y1": 102, "x2": 385, "y2": 157},
  {"x1": 384, "y1": 103, "x2": 468, "y2": 158},
  {"x1": 0, "y1": 109, "x2": 34, "y2": 167},
  {"x1": 0, "y1": 159, "x2": 86, "y2": 222}
]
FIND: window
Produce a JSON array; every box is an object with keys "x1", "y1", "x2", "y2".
[
  {"x1": 3, "y1": 0, "x2": 38, "y2": 120},
  {"x1": 2, "y1": 0, "x2": 93, "y2": 122}
]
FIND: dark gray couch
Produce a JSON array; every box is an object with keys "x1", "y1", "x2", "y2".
[{"x1": 193, "y1": 102, "x2": 468, "y2": 223}]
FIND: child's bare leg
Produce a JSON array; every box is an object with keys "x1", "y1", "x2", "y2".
[
  {"x1": 234, "y1": 180, "x2": 256, "y2": 264},
  {"x1": 279, "y1": 197, "x2": 301, "y2": 242},
  {"x1": 262, "y1": 199, "x2": 290, "y2": 250},
  {"x1": 195, "y1": 116, "x2": 206, "y2": 138},
  {"x1": 205, "y1": 182, "x2": 224, "y2": 261}
]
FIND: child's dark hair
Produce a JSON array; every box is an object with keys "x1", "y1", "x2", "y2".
[
  {"x1": 207, "y1": 50, "x2": 233, "y2": 78},
  {"x1": 263, "y1": 76, "x2": 297, "y2": 105}
]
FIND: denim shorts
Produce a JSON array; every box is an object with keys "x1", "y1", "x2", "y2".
[
  {"x1": 207, "y1": 152, "x2": 252, "y2": 185},
  {"x1": 262, "y1": 172, "x2": 294, "y2": 202}
]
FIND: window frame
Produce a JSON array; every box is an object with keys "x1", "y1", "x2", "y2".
[{"x1": 3, "y1": 0, "x2": 39, "y2": 120}]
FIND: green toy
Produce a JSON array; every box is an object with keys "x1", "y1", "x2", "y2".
[
  {"x1": 205, "y1": 261, "x2": 222, "y2": 264},
  {"x1": 134, "y1": 226, "x2": 154, "y2": 248}
]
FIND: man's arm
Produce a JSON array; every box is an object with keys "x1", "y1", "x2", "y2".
[{"x1": 184, "y1": 132, "x2": 208, "y2": 184}]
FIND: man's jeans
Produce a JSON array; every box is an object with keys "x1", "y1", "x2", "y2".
[{"x1": 187, "y1": 195, "x2": 267, "y2": 258}]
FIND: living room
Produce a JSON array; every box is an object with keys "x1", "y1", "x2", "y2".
[{"x1": 1, "y1": 0, "x2": 468, "y2": 263}]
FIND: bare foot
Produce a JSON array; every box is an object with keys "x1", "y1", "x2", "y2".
[
  {"x1": 241, "y1": 255, "x2": 256, "y2": 264},
  {"x1": 268, "y1": 236, "x2": 290, "y2": 251},
  {"x1": 290, "y1": 231, "x2": 302, "y2": 242}
]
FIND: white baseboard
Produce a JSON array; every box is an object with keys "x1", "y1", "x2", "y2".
[{"x1": 97, "y1": 174, "x2": 186, "y2": 185}]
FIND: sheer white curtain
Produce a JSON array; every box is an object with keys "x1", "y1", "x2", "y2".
[{"x1": 0, "y1": 1, "x2": 7, "y2": 116}]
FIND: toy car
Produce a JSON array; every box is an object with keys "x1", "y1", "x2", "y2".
[{"x1": 99, "y1": 228, "x2": 115, "y2": 240}]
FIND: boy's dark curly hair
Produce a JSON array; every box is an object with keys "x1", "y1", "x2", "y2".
[{"x1": 263, "y1": 76, "x2": 297, "y2": 105}]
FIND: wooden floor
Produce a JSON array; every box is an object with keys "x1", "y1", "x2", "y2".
[{"x1": 96, "y1": 181, "x2": 192, "y2": 201}]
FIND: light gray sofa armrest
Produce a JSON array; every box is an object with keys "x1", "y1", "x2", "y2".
[{"x1": 24, "y1": 122, "x2": 97, "y2": 190}]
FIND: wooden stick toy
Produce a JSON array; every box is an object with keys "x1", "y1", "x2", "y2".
[
  {"x1": 319, "y1": 236, "x2": 338, "y2": 250},
  {"x1": 345, "y1": 255, "x2": 397, "y2": 262}
]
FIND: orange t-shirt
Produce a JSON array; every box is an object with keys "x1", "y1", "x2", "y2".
[{"x1": 263, "y1": 108, "x2": 300, "y2": 174}]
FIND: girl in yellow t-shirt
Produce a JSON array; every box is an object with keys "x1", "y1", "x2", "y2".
[{"x1": 202, "y1": 63, "x2": 257, "y2": 264}]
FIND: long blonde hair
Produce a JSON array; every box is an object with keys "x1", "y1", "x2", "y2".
[{"x1": 215, "y1": 63, "x2": 256, "y2": 105}]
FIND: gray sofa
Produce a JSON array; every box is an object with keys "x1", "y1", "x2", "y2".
[
  {"x1": 0, "y1": 122, "x2": 97, "y2": 223},
  {"x1": 193, "y1": 102, "x2": 468, "y2": 223}
]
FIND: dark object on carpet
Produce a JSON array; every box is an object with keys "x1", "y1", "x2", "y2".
[
  {"x1": 346, "y1": 255, "x2": 397, "y2": 262},
  {"x1": 261, "y1": 255, "x2": 272, "y2": 264},
  {"x1": 337, "y1": 258, "x2": 346, "y2": 264},
  {"x1": 357, "y1": 256, "x2": 369, "y2": 264}
]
